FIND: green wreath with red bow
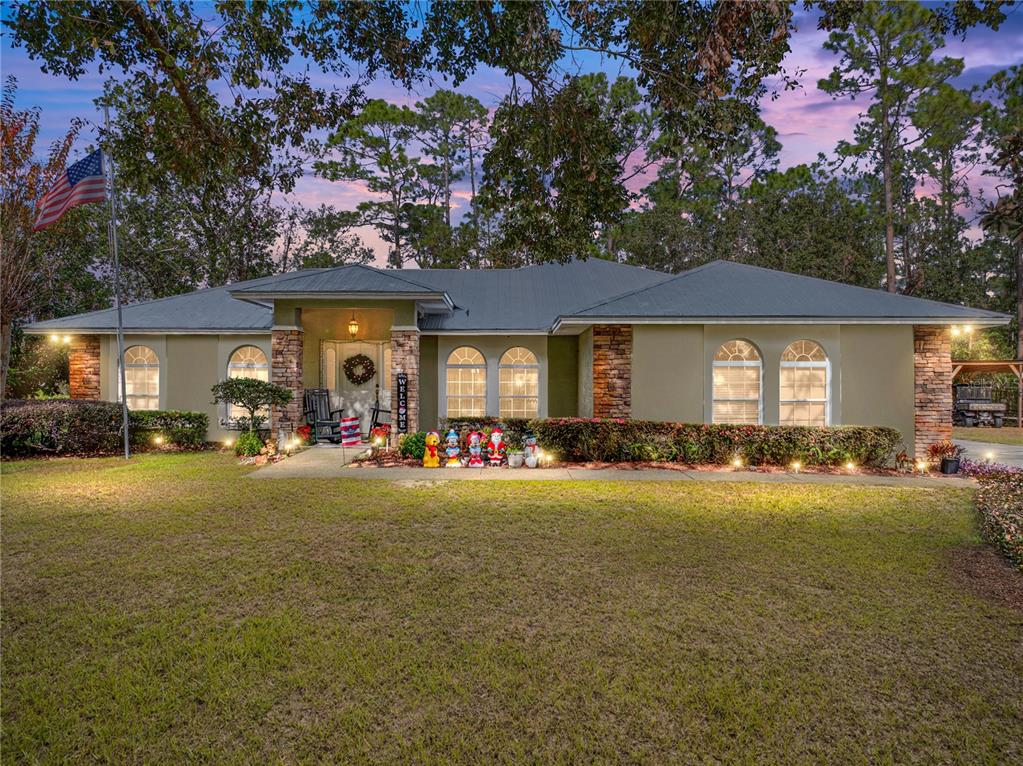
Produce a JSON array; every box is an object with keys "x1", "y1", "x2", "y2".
[{"x1": 343, "y1": 353, "x2": 376, "y2": 385}]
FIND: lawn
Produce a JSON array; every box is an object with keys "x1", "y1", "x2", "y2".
[
  {"x1": 954, "y1": 425, "x2": 1023, "y2": 446},
  {"x1": 3, "y1": 454, "x2": 1021, "y2": 764}
]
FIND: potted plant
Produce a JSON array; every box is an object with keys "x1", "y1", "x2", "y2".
[
  {"x1": 927, "y1": 440, "x2": 965, "y2": 474},
  {"x1": 508, "y1": 449, "x2": 524, "y2": 468}
]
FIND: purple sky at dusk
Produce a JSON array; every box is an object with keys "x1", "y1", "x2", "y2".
[{"x1": 2, "y1": 3, "x2": 1021, "y2": 265}]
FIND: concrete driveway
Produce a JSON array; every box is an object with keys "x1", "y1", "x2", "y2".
[{"x1": 953, "y1": 438, "x2": 1023, "y2": 468}]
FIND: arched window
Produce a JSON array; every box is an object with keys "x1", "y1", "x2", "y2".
[
  {"x1": 121, "y1": 345, "x2": 159, "y2": 411},
  {"x1": 712, "y1": 340, "x2": 762, "y2": 424},
  {"x1": 446, "y1": 346, "x2": 486, "y2": 417},
  {"x1": 227, "y1": 346, "x2": 269, "y2": 420},
  {"x1": 780, "y1": 340, "x2": 829, "y2": 426},
  {"x1": 499, "y1": 347, "x2": 539, "y2": 419}
]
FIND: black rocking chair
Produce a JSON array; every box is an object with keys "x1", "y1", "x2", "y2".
[
  {"x1": 369, "y1": 385, "x2": 391, "y2": 432},
  {"x1": 303, "y1": 388, "x2": 344, "y2": 443}
]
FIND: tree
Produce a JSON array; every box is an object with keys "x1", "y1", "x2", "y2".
[
  {"x1": 818, "y1": 1, "x2": 962, "y2": 292},
  {"x1": 0, "y1": 77, "x2": 86, "y2": 397},
  {"x1": 284, "y1": 206, "x2": 374, "y2": 270},
  {"x1": 210, "y1": 378, "x2": 292, "y2": 432},
  {"x1": 315, "y1": 100, "x2": 422, "y2": 268}
]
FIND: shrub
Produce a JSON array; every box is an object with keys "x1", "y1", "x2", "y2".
[
  {"x1": 527, "y1": 418, "x2": 901, "y2": 467},
  {"x1": 974, "y1": 471, "x2": 1023, "y2": 571},
  {"x1": 211, "y1": 378, "x2": 291, "y2": 431},
  {"x1": 398, "y1": 431, "x2": 427, "y2": 460},
  {"x1": 129, "y1": 410, "x2": 208, "y2": 448},
  {"x1": 234, "y1": 431, "x2": 264, "y2": 457},
  {"x1": 926, "y1": 440, "x2": 964, "y2": 461},
  {"x1": 439, "y1": 418, "x2": 530, "y2": 450},
  {"x1": 1, "y1": 399, "x2": 123, "y2": 456}
]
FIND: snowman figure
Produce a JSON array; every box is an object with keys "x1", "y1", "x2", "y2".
[
  {"x1": 444, "y1": 428, "x2": 462, "y2": 467},
  {"x1": 487, "y1": 427, "x2": 506, "y2": 467},
  {"x1": 523, "y1": 429, "x2": 540, "y2": 468},
  {"x1": 467, "y1": 431, "x2": 484, "y2": 467}
]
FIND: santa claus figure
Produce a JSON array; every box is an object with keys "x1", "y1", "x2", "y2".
[
  {"x1": 487, "y1": 427, "x2": 506, "y2": 467},
  {"x1": 467, "y1": 431, "x2": 484, "y2": 467}
]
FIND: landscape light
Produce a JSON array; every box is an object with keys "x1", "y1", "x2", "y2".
[
  {"x1": 951, "y1": 326, "x2": 961, "y2": 337},
  {"x1": 845, "y1": 461, "x2": 855, "y2": 471},
  {"x1": 984, "y1": 451, "x2": 995, "y2": 462},
  {"x1": 731, "y1": 456, "x2": 743, "y2": 468},
  {"x1": 373, "y1": 437, "x2": 383, "y2": 447},
  {"x1": 49, "y1": 334, "x2": 59, "y2": 343},
  {"x1": 152, "y1": 435, "x2": 164, "y2": 445},
  {"x1": 790, "y1": 461, "x2": 801, "y2": 472},
  {"x1": 224, "y1": 438, "x2": 233, "y2": 447},
  {"x1": 62, "y1": 335, "x2": 71, "y2": 344},
  {"x1": 916, "y1": 459, "x2": 928, "y2": 472}
]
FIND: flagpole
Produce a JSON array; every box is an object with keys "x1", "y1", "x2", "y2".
[{"x1": 103, "y1": 105, "x2": 131, "y2": 460}]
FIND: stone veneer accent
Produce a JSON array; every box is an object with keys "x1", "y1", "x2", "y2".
[
  {"x1": 390, "y1": 330, "x2": 420, "y2": 441},
  {"x1": 592, "y1": 324, "x2": 632, "y2": 418},
  {"x1": 271, "y1": 329, "x2": 304, "y2": 432},
  {"x1": 913, "y1": 325, "x2": 952, "y2": 459},
  {"x1": 69, "y1": 335, "x2": 101, "y2": 399}
]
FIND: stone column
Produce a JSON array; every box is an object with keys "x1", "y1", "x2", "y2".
[
  {"x1": 69, "y1": 335, "x2": 101, "y2": 399},
  {"x1": 390, "y1": 329, "x2": 420, "y2": 440},
  {"x1": 914, "y1": 325, "x2": 952, "y2": 459},
  {"x1": 271, "y1": 328, "x2": 303, "y2": 432},
  {"x1": 592, "y1": 324, "x2": 632, "y2": 418}
]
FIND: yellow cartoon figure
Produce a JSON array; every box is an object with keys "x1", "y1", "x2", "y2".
[{"x1": 423, "y1": 431, "x2": 441, "y2": 468}]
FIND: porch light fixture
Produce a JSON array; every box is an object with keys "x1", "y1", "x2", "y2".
[{"x1": 347, "y1": 313, "x2": 359, "y2": 339}]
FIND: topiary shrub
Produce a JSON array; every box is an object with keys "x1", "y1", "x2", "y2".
[
  {"x1": 527, "y1": 418, "x2": 902, "y2": 467},
  {"x1": 129, "y1": 410, "x2": 208, "y2": 448},
  {"x1": 234, "y1": 431, "x2": 264, "y2": 457},
  {"x1": 1, "y1": 399, "x2": 123, "y2": 456},
  {"x1": 398, "y1": 431, "x2": 427, "y2": 460},
  {"x1": 211, "y1": 378, "x2": 291, "y2": 432}
]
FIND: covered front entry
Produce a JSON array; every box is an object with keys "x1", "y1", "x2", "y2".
[{"x1": 320, "y1": 339, "x2": 391, "y2": 436}]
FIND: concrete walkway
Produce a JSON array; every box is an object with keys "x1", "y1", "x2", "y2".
[
  {"x1": 953, "y1": 438, "x2": 1023, "y2": 468},
  {"x1": 252, "y1": 448, "x2": 974, "y2": 488}
]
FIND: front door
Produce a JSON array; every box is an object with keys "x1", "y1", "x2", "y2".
[{"x1": 320, "y1": 340, "x2": 391, "y2": 436}]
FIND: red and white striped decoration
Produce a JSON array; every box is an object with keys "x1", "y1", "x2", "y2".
[{"x1": 33, "y1": 149, "x2": 107, "y2": 232}]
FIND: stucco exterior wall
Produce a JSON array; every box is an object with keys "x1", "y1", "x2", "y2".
[
  {"x1": 632, "y1": 325, "x2": 705, "y2": 422},
  {"x1": 841, "y1": 325, "x2": 915, "y2": 452},
  {"x1": 547, "y1": 335, "x2": 579, "y2": 417},
  {"x1": 100, "y1": 333, "x2": 271, "y2": 441},
  {"x1": 577, "y1": 328, "x2": 593, "y2": 418},
  {"x1": 434, "y1": 335, "x2": 549, "y2": 419},
  {"x1": 419, "y1": 335, "x2": 439, "y2": 429}
]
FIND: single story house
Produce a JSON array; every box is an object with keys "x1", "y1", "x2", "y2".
[{"x1": 25, "y1": 259, "x2": 1010, "y2": 457}]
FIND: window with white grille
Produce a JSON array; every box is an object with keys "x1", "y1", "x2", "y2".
[
  {"x1": 446, "y1": 346, "x2": 487, "y2": 417},
  {"x1": 120, "y1": 345, "x2": 159, "y2": 411},
  {"x1": 499, "y1": 347, "x2": 539, "y2": 419},
  {"x1": 712, "y1": 340, "x2": 762, "y2": 424},
  {"x1": 779, "y1": 340, "x2": 829, "y2": 426}
]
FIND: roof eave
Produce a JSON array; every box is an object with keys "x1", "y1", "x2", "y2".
[
  {"x1": 551, "y1": 314, "x2": 1012, "y2": 332},
  {"x1": 228, "y1": 290, "x2": 452, "y2": 308}
]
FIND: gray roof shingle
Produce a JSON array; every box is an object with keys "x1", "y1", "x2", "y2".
[
  {"x1": 24, "y1": 258, "x2": 1009, "y2": 334},
  {"x1": 562, "y1": 260, "x2": 1009, "y2": 324}
]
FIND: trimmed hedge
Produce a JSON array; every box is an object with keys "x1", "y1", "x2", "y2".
[
  {"x1": 974, "y1": 469, "x2": 1023, "y2": 571},
  {"x1": 1, "y1": 399, "x2": 208, "y2": 457},
  {"x1": 129, "y1": 410, "x2": 208, "y2": 448},
  {"x1": 528, "y1": 418, "x2": 902, "y2": 467},
  {"x1": 1, "y1": 399, "x2": 123, "y2": 456},
  {"x1": 438, "y1": 418, "x2": 531, "y2": 450}
]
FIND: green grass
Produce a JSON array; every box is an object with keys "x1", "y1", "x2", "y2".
[
  {"x1": 954, "y1": 426, "x2": 1023, "y2": 446},
  {"x1": 3, "y1": 453, "x2": 1022, "y2": 764}
]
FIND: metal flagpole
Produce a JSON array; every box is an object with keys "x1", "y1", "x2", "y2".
[{"x1": 103, "y1": 105, "x2": 131, "y2": 460}]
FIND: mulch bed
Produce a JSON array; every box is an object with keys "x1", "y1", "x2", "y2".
[{"x1": 946, "y1": 543, "x2": 1023, "y2": 612}]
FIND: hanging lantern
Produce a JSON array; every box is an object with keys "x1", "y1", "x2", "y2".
[{"x1": 347, "y1": 312, "x2": 359, "y2": 339}]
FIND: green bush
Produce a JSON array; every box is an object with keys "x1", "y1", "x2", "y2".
[
  {"x1": 1, "y1": 399, "x2": 123, "y2": 456},
  {"x1": 398, "y1": 431, "x2": 427, "y2": 460},
  {"x1": 129, "y1": 410, "x2": 208, "y2": 448},
  {"x1": 528, "y1": 418, "x2": 902, "y2": 467},
  {"x1": 975, "y1": 472, "x2": 1023, "y2": 571},
  {"x1": 439, "y1": 418, "x2": 530, "y2": 450},
  {"x1": 234, "y1": 431, "x2": 264, "y2": 457}
]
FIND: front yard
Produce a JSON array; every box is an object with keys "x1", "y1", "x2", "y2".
[{"x1": 3, "y1": 453, "x2": 1021, "y2": 764}]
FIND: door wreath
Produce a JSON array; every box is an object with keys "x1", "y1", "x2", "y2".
[{"x1": 343, "y1": 353, "x2": 376, "y2": 385}]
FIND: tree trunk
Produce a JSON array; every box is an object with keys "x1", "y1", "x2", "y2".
[
  {"x1": 882, "y1": 141, "x2": 896, "y2": 293},
  {"x1": 1017, "y1": 242, "x2": 1022, "y2": 360},
  {"x1": 0, "y1": 320, "x2": 12, "y2": 400}
]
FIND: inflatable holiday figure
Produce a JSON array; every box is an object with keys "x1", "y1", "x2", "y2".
[
  {"x1": 444, "y1": 429, "x2": 462, "y2": 467},
  {"x1": 423, "y1": 431, "x2": 441, "y2": 468},
  {"x1": 467, "y1": 431, "x2": 484, "y2": 467},
  {"x1": 487, "y1": 427, "x2": 506, "y2": 466},
  {"x1": 523, "y1": 429, "x2": 540, "y2": 468}
]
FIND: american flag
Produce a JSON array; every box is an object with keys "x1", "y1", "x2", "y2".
[{"x1": 32, "y1": 149, "x2": 107, "y2": 232}]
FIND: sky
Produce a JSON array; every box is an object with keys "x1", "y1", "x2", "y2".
[{"x1": 2, "y1": 3, "x2": 1022, "y2": 265}]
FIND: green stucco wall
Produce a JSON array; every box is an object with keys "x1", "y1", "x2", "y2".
[
  {"x1": 632, "y1": 325, "x2": 705, "y2": 422},
  {"x1": 547, "y1": 335, "x2": 579, "y2": 417},
  {"x1": 840, "y1": 325, "x2": 916, "y2": 452},
  {"x1": 577, "y1": 328, "x2": 593, "y2": 417},
  {"x1": 273, "y1": 299, "x2": 415, "y2": 328},
  {"x1": 298, "y1": 307, "x2": 396, "y2": 387},
  {"x1": 419, "y1": 334, "x2": 439, "y2": 429}
]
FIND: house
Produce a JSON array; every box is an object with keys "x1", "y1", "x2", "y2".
[{"x1": 25, "y1": 259, "x2": 1010, "y2": 457}]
